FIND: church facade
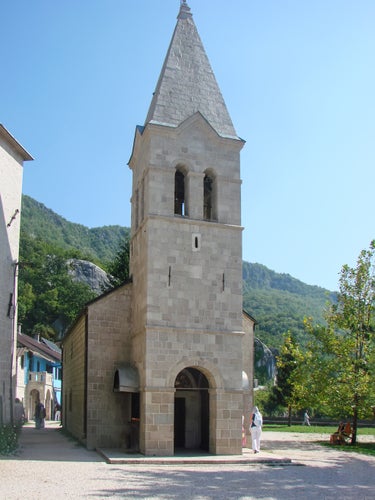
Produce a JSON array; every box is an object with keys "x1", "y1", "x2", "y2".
[{"x1": 62, "y1": 1, "x2": 253, "y2": 456}]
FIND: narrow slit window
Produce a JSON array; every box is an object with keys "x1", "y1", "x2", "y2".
[{"x1": 192, "y1": 233, "x2": 201, "y2": 252}]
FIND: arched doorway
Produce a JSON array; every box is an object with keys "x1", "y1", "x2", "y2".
[
  {"x1": 28, "y1": 389, "x2": 40, "y2": 421},
  {"x1": 174, "y1": 367, "x2": 209, "y2": 451}
]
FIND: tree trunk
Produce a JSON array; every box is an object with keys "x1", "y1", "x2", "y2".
[
  {"x1": 351, "y1": 400, "x2": 358, "y2": 445},
  {"x1": 287, "y1": 404, "x2": 292, "y2": 426}
]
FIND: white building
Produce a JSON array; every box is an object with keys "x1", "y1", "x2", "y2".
[{"x1": 0, "y1": 124, "x2": 32, "y2": 424}]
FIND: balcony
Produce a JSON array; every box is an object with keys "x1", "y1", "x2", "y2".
[{"x1": 28, "y1": 371, "x2": 53, "y2": 386}]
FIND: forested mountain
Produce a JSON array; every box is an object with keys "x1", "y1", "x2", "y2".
[
  {"x1": 243, "y1": 262, "x2": 334, "y2": 348},
  {"x1": 21, "y1": 195, "x2": 129, "y2": 266},
  {"x1": 19, "y1": 195, "x2": 333, "y2": 348}
]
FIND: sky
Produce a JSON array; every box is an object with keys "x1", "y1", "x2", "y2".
[{"x1": 2, "y1": 0, "x2": 374, "y2": 291}]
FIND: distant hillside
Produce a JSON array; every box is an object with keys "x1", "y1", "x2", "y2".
[
  {"x1": 242, "y1": 262, "x2": 334, "y2": 348},
  {"x1": 20, "y1": 195, "x2": 333, "y2": 349},
  {"x1": 21, "y1": 195, "x2": 129, "y2": 265}
]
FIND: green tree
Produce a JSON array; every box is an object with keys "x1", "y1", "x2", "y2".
[
  {"x1": 304, "y1": 240, "x2": 375, "y2": 444},
  {"x1": 267, "y1": 332, "x2": 304, "y2": 423},
  {"x1": 31, "y1": 323, "x2": 56, "y2": 340},
  {"x1": 18, "y1": 235, "x2": 96, "y2": 339},
  {"x1": 107, "y1": 237, "x2": 130, "y2": 286}
]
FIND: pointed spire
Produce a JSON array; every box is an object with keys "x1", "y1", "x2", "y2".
[
  {"x1": 144, "y1": 1, "x2": 238, "y2": 139},
  {"x1": 178, "y1": 0, "x2": 192, "y2": 20}
]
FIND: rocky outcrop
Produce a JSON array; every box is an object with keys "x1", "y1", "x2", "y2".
[
  {"x1": 254, "y1": 337, "x2": 277, "y2": 385},
  {"x1": 66, "y1": 259, "x2": 112, "y2": 294}
]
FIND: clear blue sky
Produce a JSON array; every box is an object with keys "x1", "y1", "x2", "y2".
[{"x1": 2, "y1": 0, "x2": 374, "y2": 291}]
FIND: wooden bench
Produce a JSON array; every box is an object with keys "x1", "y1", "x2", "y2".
[{"x1": 330, "y1": 422, "x2": 353, "y2": 444}]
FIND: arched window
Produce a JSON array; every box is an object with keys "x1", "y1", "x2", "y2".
[
  {"x1": 175, "y1": 169, "x2": 186, "y2": 216},
  {"x1": 204, "y1": 171, "x2": 216, "y2": 220}
]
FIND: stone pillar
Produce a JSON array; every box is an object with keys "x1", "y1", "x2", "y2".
[
  {"x1": 140, "y1": 388, "x2": 175, "y2": 456},
  {"x1": 211, "y1": 388, "x2": 243, "y2": 455},
  {"x1": 186, "y1": 171, "x2": 204, "y2": 220}
]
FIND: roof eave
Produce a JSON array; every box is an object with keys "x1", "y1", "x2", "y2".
[{"x1": 0, "y1": 124, "x2": 33, "y2": 161}]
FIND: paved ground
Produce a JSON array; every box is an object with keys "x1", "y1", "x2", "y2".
[{"x1": 1, "y1": 421, "x2": 375, "y2": 499}]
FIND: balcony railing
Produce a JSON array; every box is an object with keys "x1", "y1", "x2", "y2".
[{"x1": 28, "y1": 371, "x2": 53, "y2": 386}]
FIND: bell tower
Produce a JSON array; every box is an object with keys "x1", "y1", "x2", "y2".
[{"x1": 128, "y1": 1, "x2": 245, "y2": 456}]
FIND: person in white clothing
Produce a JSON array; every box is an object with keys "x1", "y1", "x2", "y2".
[
  {"x1": 250, "y1": 406, "x2": 263, "y2": 453},
  {"x1": 303, "y1": 410, "x2": 311, "y2": 426}
]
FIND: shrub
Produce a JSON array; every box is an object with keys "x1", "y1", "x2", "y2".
[{"x1": 0, "y1": 425, "x2": 18, "y2": 455}]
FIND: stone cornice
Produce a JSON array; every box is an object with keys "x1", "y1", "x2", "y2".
[{"x1": 145, "y1": 324, "x2": 245, "y2": 337}]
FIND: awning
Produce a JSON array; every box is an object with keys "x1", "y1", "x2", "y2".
[{"x1": 113, "y1": 364, "x2": 139, "y2": 393}]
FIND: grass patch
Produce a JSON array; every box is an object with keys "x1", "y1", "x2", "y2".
[
  {"x1": 264, "y1": 424, "x2": 375, "y2": 457},
  {"x1": 264, "y1": 424, "x2": 375, "y2": 435},
  {"x1": 320, "y1": 441, "x2": 375, "y2": 457},
  {"x1": 0, "y1": 425, "x2": 18, "y2": 455}
]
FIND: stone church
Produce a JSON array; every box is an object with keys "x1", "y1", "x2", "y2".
[{"x1": 62, "y1": 1, "x2": 254, "y2": 456}]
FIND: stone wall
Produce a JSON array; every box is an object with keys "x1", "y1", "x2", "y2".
[
  {"x1": 86, "y1": 284, "x2": 133, "y2": 449},
  {"x1": 62, "y1": 314, "x2": 87, "y2": 442}
]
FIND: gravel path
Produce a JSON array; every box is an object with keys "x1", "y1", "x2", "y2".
[{"x1": 1, "y1": 421, "x2": 375, "y2": 499}]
